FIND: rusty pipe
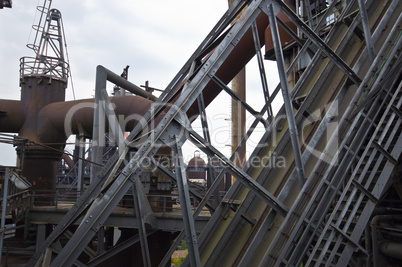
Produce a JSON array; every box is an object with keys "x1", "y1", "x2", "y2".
[
  {"x1": 379, "y1": 241, "x2": 402, "y2": 260},
  {"x1": 0, "y1": 99, "x2": 25, "y2": 133},
  {"x1": 38, "y1": 95, "x2": 155, "y2": 143},
  {"x1": 100, "y1": 67, "x2": 156, "y2": 101}
]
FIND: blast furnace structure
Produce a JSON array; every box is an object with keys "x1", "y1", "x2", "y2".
[{"x1": 1, "y1": 0, "x2": 402, "y2": 266}]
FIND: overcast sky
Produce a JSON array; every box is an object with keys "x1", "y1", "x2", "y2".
[{"x1": 0, "y1": 1, "x2": 280, "y2": 166}]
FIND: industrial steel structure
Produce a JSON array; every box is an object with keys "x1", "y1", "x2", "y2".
[{"x1": 1, "y1": 0, "x2": 401, "y2": 266}]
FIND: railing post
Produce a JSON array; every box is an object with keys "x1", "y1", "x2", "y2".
[{"x1": 0, "y1": 168, "x2": 10, "y2": 264}]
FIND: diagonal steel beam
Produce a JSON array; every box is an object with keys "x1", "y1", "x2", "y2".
[
  {"x1": 211, "y1": 75, "x2": 267, "y2": 124},
  {"x1": 36, "y1": 1, "x2": 290, "y2": 265},
  {"x1": 251, "y1": 21, "x2": 274, "y2": 118},
  {"x1": 131, "y1": 178, "x2": 152, "y2": 267},
  {"x1": 357, "y1": 0, "x2": 376, "y2": 63},
  {"x1": 267, "y1": 3, "x2": 306, "y2": 188},
  {"x1": 187, "y1": 128, "x2": 289, "y2": 217},
  {"x1": 172, "y1": 135, "x2": 201, "y2": 267},
  {"x1": 273, "y1": 0, "x2": 362, "y2": 85},
  {"x1": 87, "y1": 231, "x2": 156, "y2": 267}
]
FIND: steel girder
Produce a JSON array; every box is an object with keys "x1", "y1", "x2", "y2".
[
  {"x1": 28, "y1": 1, "x2": 284, "y2": 265},
  {"x1": 263, "y1": 26, "x2": 402, "y2": 266},
  {"x1": 27, "y1": 0, "x2": 402, "y2": 266},
  {"x1": 195, "y1": 0, "x2": 401, "y2": 266}
]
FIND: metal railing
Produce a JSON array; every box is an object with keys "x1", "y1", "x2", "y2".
[{"x1": 20, "y1": 56, "x2": 69, "y2": 82}]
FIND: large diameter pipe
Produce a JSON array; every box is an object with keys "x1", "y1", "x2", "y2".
[
  {"x1": 0, "y1": 99, "x2": 25, "y2": 133},
  {"x1": 371, "y1": 215, "x2": 402, "y2": 267},
  {"x1": 18, "y1": 94, "x2": 155, "y2": 194},
  {"x1": 38, "y1": 95, "x2": 155, "y2": 142},
  {"x1": 229, "y1": 0, "x2": 247, "y2": 172},
  {"x1": 379, "y1": 241, "x2": 402, "y2": 260},
  {"x1": 101, "y1": 67, "x2": 157, "y2": 101},
  {"x1": 18, "y1": 77, "x2": 67, "y2": 195}
]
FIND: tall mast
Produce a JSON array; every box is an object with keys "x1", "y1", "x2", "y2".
[{"x1": 21, "y1": 0, "x2": 69, "y2": 84}]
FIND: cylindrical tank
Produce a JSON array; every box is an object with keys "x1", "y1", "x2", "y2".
[
  {"x1": 206, "y1": 157, "x2": 232, "y2": 192},
  {"x1": 186, "y1": 151, "x2": 207, "y2": 181},
  {"x1": 18, "y1": 76, "x2": 66, "y2": 197}
]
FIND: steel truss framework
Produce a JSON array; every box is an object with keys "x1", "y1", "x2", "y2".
[
  {"x1": 26, "y1": 0, "x2": 401, "y2": 266},
  {"x1": 21, "y1": 0, "x2": 69, "y2": 83}
]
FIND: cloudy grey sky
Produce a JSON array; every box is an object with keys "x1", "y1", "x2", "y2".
[{"x1": 0, "y1": 1, "x2": 280, "y2": 165}]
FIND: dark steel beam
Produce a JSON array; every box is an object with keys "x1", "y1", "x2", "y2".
[
  {"x1": 357, "y1": 0, "x2": 376, "y2": 63},
  {"x1": 197, "y1": 94, "x2": 221, "y2": 207},
  {"x1": 172, "y1": 135, "x2": 201, "y2": 267},
  {"x1": 251, "y1": 21, "x2": 274, "y2": 118},
  {"x1": 267, "y1": 3, "x2": 306, "y2": 188},
  {"x1": 275, "y1": 0, "x2": 363, "y2": 85},
  {"x1": 211, "y1": 75, "x2": 265, "y2": 122},
  {"x1": 187, "y1": 129, "x2": 289, "y2": 217},
  {"x1": 131, "y1": 179, "x2": 152, "y2": 267},
  {"x1": 0, "y1": 168, "x2": 10, "y2": 264},
  {"x1": 87, "y1": 231, "x2": 156, "y2": 267}
]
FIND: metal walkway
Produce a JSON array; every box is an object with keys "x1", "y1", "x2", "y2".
[{"x1": 26, "y1": 0, "x2": 401, "y2": 266}]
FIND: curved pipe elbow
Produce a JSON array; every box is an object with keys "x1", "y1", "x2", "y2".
[{"x1": 37, "y1": 95, "x2": 157, "y2": 144}]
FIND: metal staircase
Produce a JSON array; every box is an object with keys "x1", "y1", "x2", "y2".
[
  {"x1": 195, "y1": 0, "x2": 402, "y2": 266},
  {"x1": 262, "y1": 33, "x2": 402, "y2": 266},
  {"x1": 24, "y1": 0, "x2": 401, "y2": 266}
]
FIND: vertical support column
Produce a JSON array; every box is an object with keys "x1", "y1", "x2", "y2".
[
  {"x1": 197, "y1": 94, "x2": 221, "y2": 207},
  {"x1": 304, "y1": 0, "x2": 314, "y2": 27},
  {"x1": 231, "y1": 67, "x2": 247, "y2": 170},
  {"x1": 131, "y1": 177, "x2": 151, "y2": 267},
  {"x1": 91, "y1": 66, "x2": 107, "y2": 183},
  {"x1": 36, "y1": 224, "x2": 47, "y2": 252},
  {"x1": 77, "y1": 135, "x2": 85, "y2": 196},
  {"x1": 267, "y1": 3, "x2": 306, "y2": 187},
  {"x1": 0, "y1": 168, "x2": 10, "y2": 264},
  {"x1": 96, "y1": 227, "x2": 105, "y2": 255},
  {"x1": 229, "y1": 0, "x2": 246, "y2": 176},
  {"x1": 100, "y1": 88, "x2": 125, "y2": 154},
  {"x1": 172, "y1": 135, "x2": 201, "y2": 267}
]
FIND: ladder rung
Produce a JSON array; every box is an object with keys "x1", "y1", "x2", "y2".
[{"x1": 372, "y1": 141, "x2": 398, "y2": 165}]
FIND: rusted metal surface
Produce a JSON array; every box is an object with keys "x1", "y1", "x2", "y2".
[
  {"x1": 0, "y1": 0, "x2": 297, "y2": 201},
  {"x1": 0, "y1": 99, "x2": 24, "y2": 133},
  {"x1": 40, "y1": 94, "x2": 155, "y2": 141},
  {"x1": 0, "y1": 73, "x2": 156, "y2": 194}
]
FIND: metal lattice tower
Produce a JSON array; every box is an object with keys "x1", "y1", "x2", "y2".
[{"x1": 21, "y1": 0, "x2": 69, "y2": 83}]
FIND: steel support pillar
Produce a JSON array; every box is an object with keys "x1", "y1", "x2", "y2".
[
  {"x1": 172, "y1": 135, "x2": 201, "y2": 267},
  {"x1": 131, "y1": 177, "x2": 151, "y2": 267},
  {"x1": 36, "y1": 224, "x2": 47, "y2": 253},
  {"x1": 0, "y1": 168, "x2": 9, "y2": 264},
  {"x1": 267, "y1": 3, "x2": 306, "y2": 187},
  {"x1": 187, "y1": 129, "x2": 289, "y2": 216},
  {"x1": 197, "y1": 94, "x2": 221, "y2": 207},
  {"x1": 91, "y1": 66, "x2": 155, "y2": 182},
  {"x1": 251, "y1": 21, "x2": 273, "y2": 118},
  {"x1": 77, "y1": 135, "x2": 85, "y2": 196},
  {"x1": 96, "y1": 227, "x2": 105, "y2": 255}
]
